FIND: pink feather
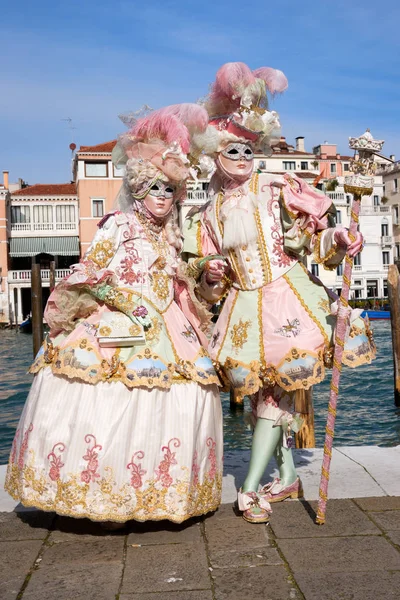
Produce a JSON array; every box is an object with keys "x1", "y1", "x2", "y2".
[
  {"x1": 132, "y1": 110, "x2": 191, "y2": 153},
  {"x1": 158, "y1": 103, "x2": 209, "y2": 133},
  {"x1": 253, "y1": 67, "x2": 288, "y2": 94},
  {"x1": 208, "y1": 62, "x2": 256, "y2": 115}
]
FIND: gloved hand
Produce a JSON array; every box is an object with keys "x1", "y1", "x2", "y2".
[
  {"x1": 334, "y1": 226, "x2": 364, "y2": 258},
  {"x1": 205, "y1": 259, "x2": 227, "y2": 283}
]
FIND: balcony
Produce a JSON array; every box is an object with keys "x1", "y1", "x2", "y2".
[
  {"x1": 381, "y1": 236, "x2": 393, "y2": 246},
  {"x1": 11, "y1": 222, "x2": 77, "y2": 234},
  {"x1": 185, "y1": 190, "x2": 208, "y2": 205},
  {"x1": 348, "y1": 206, "x2": 391, "y2": 216},
  {"x1": 7, "y1": 269, "x2": 72, "y2": 284},
  {"x1": 326, "y1": 192, "x2": 347, "y2": 205}
]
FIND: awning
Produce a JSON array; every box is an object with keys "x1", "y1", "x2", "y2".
[{"x1": 9, "y1": 237, "x2": 80, "y2": 257}]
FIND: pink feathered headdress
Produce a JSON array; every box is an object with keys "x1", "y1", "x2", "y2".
[
  {"x1": 114, "y1": 103, "x2": 209, "y2": 185},
  {"x1": 193, "y1": 62, "x2": 288, "y2": 155}
]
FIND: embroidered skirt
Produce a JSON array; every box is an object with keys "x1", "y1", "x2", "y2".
[
  {"x1": 5, "y1": 369, "x2": 223, "y2": 523},
  {"x1": 209, "y1": 262, "x2": 375, "y2": 401}
]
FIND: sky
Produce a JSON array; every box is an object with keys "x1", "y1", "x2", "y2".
[{"x1": 1, "y1": 0, "x2": 400, "y2": 184}]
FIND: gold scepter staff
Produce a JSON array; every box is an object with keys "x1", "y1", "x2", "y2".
[{"x1": 315, "y1": 129, "x2": 384, "y2": 525}]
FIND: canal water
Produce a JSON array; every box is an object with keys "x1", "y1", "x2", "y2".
[{"x1": 0, "y1": 321, "x2": 399, "y2": 464}]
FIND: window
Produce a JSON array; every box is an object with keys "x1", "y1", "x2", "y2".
[
  {"x1": 301, "y1": 161, "x2": 308, "y2": 170},
  {"x1": 330, "y1": 163, "x2": 337, "y2": 174},
  {"x1": 33, "y1": 205, "x2": 53, "y2": 230},
  {"x1": 384, "y1": 280, "x2": 388, "y2": 297},
  {"x1": 396, "y1": 244, "x2": 400, "y2": 259},
  {"x1": 373, "y1": 195, "x2": 380, "y2": 206},
  {"x1": 354, "y1": 289, "x2": 362, "y2": 299},
  {"x1": 395, "y1": 179, "x2": 398, "y2": 192},
  {"x1": 354, "y1": 253, "x2": 361, "y2": 266},
  {"x1": 85, "y1": 162, "x2": 108, "y2": 177},
  {"x1": 113, "y1": 164, "x2": 125, "y2": 178},
  {"x1": 343, "y1": 163, "x2": 350, "y2": 171},
  {"x1": 346, "y1": 195, "x2": 351, "y2": 205},
  {"x1": 367, "y1": 280, "x2": 378, "y2": 297},
  {"x1": 381, "y1": 220, "x2": 389, "y2": 236},
  {"x1": 258, "y1": 160, "x2": 266, "y2": 170},
  {"x1": 337, "y1": 264, "x2": 343, "y2": 276},
  {"x1": 382, "y1": 251, "x2": 390, "y2": 265},
  {"x1": 11, "y1": 206, "x2": 30, "y2": 224},
  {"x1": 283, "y1": 161, "x2": 296, "y2": 170},
  {"x1": 311, "y1": 263, "x2": 319, "y2": 276},
  {"x1": 92, "y1": 199, "x2": 105, "y2": 217},
  {"x1": 394, "y1": 206, "x2": 399, "y2": 225},
  {"x1": 354, "y1": 279, "x2": 362, "y2": 286},
  {"x1": 335, "y1": 210, "x2": 342, "y2": 224},
  {"x1": 56, "y1": 205, "x2": 76, "y2": 229}
]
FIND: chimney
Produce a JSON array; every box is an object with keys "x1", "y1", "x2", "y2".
[
  {"x1": 295, "y1": 136, "x2": 305, "y2": 152},
  {"x1": 390, "y1": 154, "x2": 396, "y2": 161},
  {"x1": 3, "y1": 171, "x2": 9, "y2": 189}
]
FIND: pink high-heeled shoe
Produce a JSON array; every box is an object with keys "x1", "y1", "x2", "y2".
[
  {"x1": 259, "y1": 477, "x2": 303, "y2": 503},
  {"x1": 237, "y1": 489, "x2": 272, "y2": 524}
]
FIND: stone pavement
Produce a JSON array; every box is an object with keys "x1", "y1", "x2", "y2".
[{"x1": 1, "y1": 496, "x2": 400, "y2": 600}]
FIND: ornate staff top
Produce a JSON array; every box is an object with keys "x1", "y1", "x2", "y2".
[{"x1": 345, "y1": 129, "x2": 385, "y2": 196}]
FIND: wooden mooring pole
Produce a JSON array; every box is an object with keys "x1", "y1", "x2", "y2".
[
  {"x1": 295, "y1": 388, "x2": 315, "y2": 448},
  {"x1": 388, "y1": 263, "x2": 400, "y2": 407},
  {"x1": 49, "y1": 260, "x2": 56, "y2": 293},
  {"x1": 31, "y1": 263, "x2": 44, "y2": 358}
]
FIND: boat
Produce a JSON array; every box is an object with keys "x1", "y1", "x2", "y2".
[
  {"x1": 361, "y1": 310, "x2": 390, "y2": 320},
  {"x1": 19, "y1": 316, "x2": 32, "y2": 333}
]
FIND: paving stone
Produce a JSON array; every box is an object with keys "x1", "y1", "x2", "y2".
[
  {"x1": 354, "y1": 496, "x2": 400, "y2": 511},
  {"x1": 127, "y1": 518, "x2": 203, "y2": 546},
  {"x1": 386, "y1": 530, "x2": 400, "y2": 547},
  {"x1": 209, "y1": 546, "x2": 283, "y2": 569},
  {"x1": 120, "y1": 593, "x2": 213, "y2": 600},
  {"x1": 22, "y1": 563, "x2": 123, "y2": 600},
  {"x1": 22, "y1": 538, "x2": 125, "y2": 600},
  {"x1": 50, "y1": 515, "x2": 125, "y2": 541},
  {"x1": 295, "y1": 570, "x2": 400, "y2": 600},
  {"x1": 205, "y1": 516, "x2": 270, "y2": 554},
  {"x1": 211, "y1": 565, "x2": 301, "y2": 600},
  {"x1": 369, "y1": 510, "x2": 400, "y2": 531},
  {"x1": 278, "y1": 535, "x2": 400, "y2": 573},
  {"x1": 40, "y1": 537, "x2": 124, "y2": 565},
  {"x1": 0, "y1": 539, "x2": 43, "y2": 600},
  {"x1": 122, "y1": 543, "x2": 211, "y2": 594},
  {"x1": 269, "y1": 499, "x2": 380, "y2": 538},
  {"x1": 204, "y1": 503, "x2": 240, "y2": 521},
  {"x1": 0, "y1": 510, "x2": 54, "y2": 541}
]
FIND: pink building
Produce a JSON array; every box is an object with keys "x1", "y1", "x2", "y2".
[
  {"x1": 73, "y1": 141, "x2": 121, "y2": 257},
  {"x1": 312, "y1": 143, "x2": 352, "y2": 180}
]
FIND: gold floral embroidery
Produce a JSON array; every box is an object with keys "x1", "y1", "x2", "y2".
[
  {"x1": 5, "y1": 457, "x2": 222, "y2": 524},
  {"x1": 99, "y1": 325, "x2": 112, "y2": 337},
  {"x1": 145, "y1": 317, "x2": 163, "y2": 345},
  {"x1": 151, "y1": 271, "x2": 170, "y2": 301},
  {"x1": 230, "y1": 319, "x2": 251, "y2": 352},
  {"x1": 216, "y1": 289, "x2": 239, "y2": 362},
  {"x1": 129, "y1": 324, "x2": 143, "y2": 336},
  {"x1": 313, "y1": 231, "x2": 340, "y2": 270},
  {"x1": 196, "y1": 220, "x2": 203, "y2": 257},
  {"x1": 86, "y1": 239, "x2": 115, "y2": 268},
  {"x1": 254, "y1": 207, "x2": 272, "y2": 284},
  {"x1": 318, "y1": 298, "x2": 331, "y2": 314}
]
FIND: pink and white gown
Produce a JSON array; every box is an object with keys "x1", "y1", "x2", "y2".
[
  {"x1": 5, "y1": 210, "x2": 222, "y2": 523},
  {"x1": 183, "y1": 172, "x2": 375, "y2": 428}
]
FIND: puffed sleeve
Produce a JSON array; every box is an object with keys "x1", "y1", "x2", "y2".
[
  {"x1": 182, "y1": 206, "x2": 230, "y2": 304},
  {"x1": 280, "y1": 174, "x2": 346, "y2": 269},
  {"x1": 44, "y1": 213, "x2": 123, "y2": 332}
]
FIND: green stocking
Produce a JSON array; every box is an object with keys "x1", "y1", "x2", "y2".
[{"x1": 242, "y1": 418, "x2": 297, "y2": 493}]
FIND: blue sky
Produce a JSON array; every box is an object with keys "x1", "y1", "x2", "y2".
[{"x1": 1, "y1": 0, "x2": 399, "y2": 184}]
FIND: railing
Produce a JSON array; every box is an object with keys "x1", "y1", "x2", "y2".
[
  {"x1": 187, "y1": 190, "x2": 208, "y2": 202},
  {"x1": 11, "y1": 222, "x2": 78, "y2": 232},
  {"x1": 348, "y1": 206, "x2": 391, "y2": 216},
  {"x1": 7, "y1": 269, "x2": 72, "y2": 283},
  {"x1": 383, "y1": 264, "x2": 390, "y2": 270},
  {"x1": 326, "y1": 192, "x2": 346, "y2": 202},
  {"x1": 353, "y1": 265, "x2": 362, "y2": 271}
]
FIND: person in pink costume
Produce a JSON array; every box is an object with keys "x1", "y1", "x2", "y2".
[
  {"x1": 5, "y1": 104, "x2": 223, "y2": 527},
  {"x1": 183, "y1": 63, "x2": 375, "y2": 523}
]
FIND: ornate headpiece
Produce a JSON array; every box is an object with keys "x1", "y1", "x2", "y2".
[
  {"x1": 192, "y1": 62, "x2": 288, "y2": 157},
  {"x1": 113, "y1": 103, "x2": 209, "y2": 200}
]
